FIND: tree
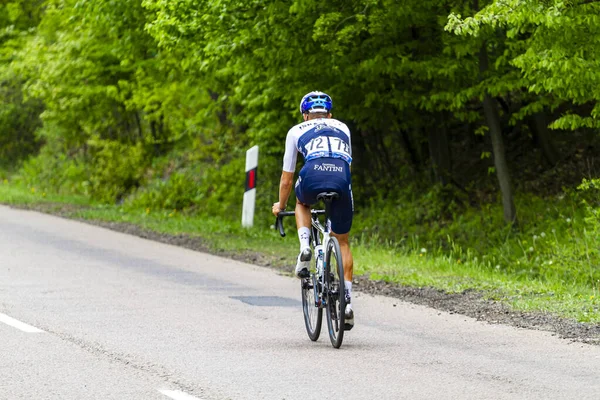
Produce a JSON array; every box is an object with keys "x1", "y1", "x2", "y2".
[
  {"x1": 448, "y1": 0, "x2": 600, "y2": 130},
  {"x1": 0, "y1": 0, "x2": 45, "y2": 167}
]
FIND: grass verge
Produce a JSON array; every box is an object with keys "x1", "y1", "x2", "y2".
[{"x1": 1, "y1": 181, "x2": 599, "y2": 324}]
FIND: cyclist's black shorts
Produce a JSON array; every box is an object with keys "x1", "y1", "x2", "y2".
[{"x1": 295, "y1": 157, "x2": 353, "y2": 234}]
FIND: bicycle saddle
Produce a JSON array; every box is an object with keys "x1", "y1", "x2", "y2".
[{"x1": 316, "y1": 192, "x2": 340, "y2": 203}]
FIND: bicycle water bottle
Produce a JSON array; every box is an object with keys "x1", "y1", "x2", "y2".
[{"x1": 314, "y1": 244, "x2": 324, "y2": 278}]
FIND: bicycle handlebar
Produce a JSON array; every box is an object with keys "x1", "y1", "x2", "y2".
[
  {"x1": 275, "y1": 210, "x2": 326, "y2": 237},
  {"x1": 275, "y1": 211, "x2": 296, "y2": 237}
]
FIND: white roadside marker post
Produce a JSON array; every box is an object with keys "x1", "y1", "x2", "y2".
[{"x1": 242, "y1": 145, "x2": 259, "y2": 228}]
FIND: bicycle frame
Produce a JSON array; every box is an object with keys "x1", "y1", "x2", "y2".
[
  {"x1": 310, "y1": 213, "x2": 330, "y2": 308},
  {"x1": 276, "y1": 209, "x2": 329, "y2": 307}
]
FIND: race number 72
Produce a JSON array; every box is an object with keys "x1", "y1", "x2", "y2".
[{"x1": 306, "y1": 136, "x2": 349, "y2": 156}]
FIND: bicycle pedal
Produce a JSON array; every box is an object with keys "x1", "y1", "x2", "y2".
[
  {"x1": 344, "y1": 322, "x2": 354, "y2": 331},
  {"x1": 297, "y1": 269, "x2": 310, "y2": 279}
]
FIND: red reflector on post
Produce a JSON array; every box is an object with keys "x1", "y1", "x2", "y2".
[{"x1": 245, "y1": 168, "x2": 257, "y2": 192}]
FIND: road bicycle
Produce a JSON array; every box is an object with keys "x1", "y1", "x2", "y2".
[{"x1": 276, "y1": 192, "x2": 346, "y2": 348}]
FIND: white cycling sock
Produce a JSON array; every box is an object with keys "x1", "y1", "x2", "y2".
[
  {"x1": 344, "y1": 281, "x2": 352, "y2": 301},
  {"x1": 298, "y1": 227, "x2": 310, "y2": 251}
]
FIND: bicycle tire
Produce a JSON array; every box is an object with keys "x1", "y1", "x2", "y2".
[
  {"x1": 325, "y1": 237, "x2": 345, "y2": 348},
  {"x1": 301, "y1": 273, "x2": 322, "y2": 341}
]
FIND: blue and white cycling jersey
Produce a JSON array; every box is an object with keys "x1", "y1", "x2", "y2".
[
  {"x1": 282, "y1": 118, "x2": 352, "y2": 172},
  {"x1": 283, "y1": 118, "x2": 354, "y2": 233}
]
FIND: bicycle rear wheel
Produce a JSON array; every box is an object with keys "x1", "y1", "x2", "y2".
[
  {"x1": 325, "y1": 237, "x2": 345, "y2": 348},
  {"x1": 301, "y1": 273, "x2": 322, "y2": 341}
]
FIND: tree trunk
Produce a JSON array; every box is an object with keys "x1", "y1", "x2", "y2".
[
  {"x1": 150, "y1": 120, "x2": 161, "y2": 156},
  {"x1": 480, "y1": 46, "x2": 517, "y2": 224},
  {"x1": 428, "y1": 114, "x2": 452, "y2": 185},
  {"x1": 400, "y1": 129, "x2": 419, "y2": 172},
  {"x1": 374, "y1": 129, "x2": 395, "y2": 175},
  {"x1": 357, "y1": 129, "x2": 386, "y2": 188},
  {"x1": 528, "y1": 112, "x2": 559, "y2": 166},
  {"x1": 209, "y1": 90, "x2": 228, "y2": 126},
  {"x1": 134, "y1": 111, "x2": 143, "y2": 141}
]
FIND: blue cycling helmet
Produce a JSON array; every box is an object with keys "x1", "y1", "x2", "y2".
[{"x1": 299, "y1": 91, "x2": 333, "y2": 114}]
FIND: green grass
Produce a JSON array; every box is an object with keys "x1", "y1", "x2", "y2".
[
  {"x1": 0, "y1": 182, "x2": 92, "y2": 206},
  {"x1": 1, "y1": 180, "x2": 599, "y2": 323}
]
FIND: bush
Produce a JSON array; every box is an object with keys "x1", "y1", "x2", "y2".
[
  {"x1": 19, "y1": 141, "x2": 87, "y2": 195},
  {"x1": 20, "y1": 137, "x2": 148, "y2": 203},
  {"x1": 126, "y1": 171, "x2": 202, "y2": 210},
  {"x1": 125, "y1": 156, "x2": 246, "y2": 217},
  {"x1": 124, "y1": 146, "x2": 283, "y2": 226},
  {"x1": 86, "y1": 139, "x2": 147, "y2": 203},
  {"x1": 354, "y1": 185, "x2": 600, "y2": 287}
]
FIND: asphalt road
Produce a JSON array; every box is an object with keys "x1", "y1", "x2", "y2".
[{"x1": 1, "y1": 205, "x2": 599, "y2": 400}]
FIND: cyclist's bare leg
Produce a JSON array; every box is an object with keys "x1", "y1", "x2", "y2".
[
  {"x1": 331, "y1": 232, "x2": 353, "y2": 283},
  {"x1": 295, "y1": 199, "x2": 311, "y2": 230},
  {"x1": 293, "y1": 200, "x2": 312, "y2": 277}
]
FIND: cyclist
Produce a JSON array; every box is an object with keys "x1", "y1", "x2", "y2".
[{"x1": 272, "y1": 91, "x2": 355, "y2": 329}]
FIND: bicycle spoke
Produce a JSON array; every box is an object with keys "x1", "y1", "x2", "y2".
[
  {"x1": 302, "y1": 273, "x2": 322, "y2": 341},
  {"x1": 325, "y1": 237, "x2": 345, "y2": 348},
  {"x1": 333, "y1": 301, "x2": 339, "y2": 332}
]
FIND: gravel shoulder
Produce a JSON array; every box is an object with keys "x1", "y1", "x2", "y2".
[{"x1": 7, "y1": 201, "x2": 600, "y2": 345}]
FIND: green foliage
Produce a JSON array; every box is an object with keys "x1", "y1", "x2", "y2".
[
  {"x1": 127, "y1": 172, "x2": 201, "y2": 211},
  {"x1": 448, "y1": 0, "x2": 600, "y2": 129},
  {"x1": 86, "y1": 139, "x2": 147, "y2": 202},
  {"x1": 2, "y1": 0, "x2": 600, "y2": 304},
  {"x1": 0, "y1": 79, "x2": 43, "y2": 167},
  {"x1": 18, "y1": 136, "x2": 147, "y2": 202},
  {"x1": 19, "y1": 135, "x2": 87, "y2": 194},
  {"x1": 126, "y1": 158, "x2": 245, "y2": 216},
  {"x1": 356, "y1": 189, "x2": 600, "y2": 287},
  {"x1": 0, "y1": 0, "x2": 44, "y2": 167}
]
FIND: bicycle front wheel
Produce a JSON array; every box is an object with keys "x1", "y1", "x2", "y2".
[
  {"x1": 301, "y1": 274, "x2": 322, "y2": 341},
  {"x1": 325, "y1": 237, "x2": 345, "y2": 348}
]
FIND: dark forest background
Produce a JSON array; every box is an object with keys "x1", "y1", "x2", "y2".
[{"x1": 2, "y1": 0, "x2": 600, "y2": 286}]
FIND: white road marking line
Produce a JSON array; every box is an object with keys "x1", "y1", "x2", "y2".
[
  {"x1": 0, "y1": 313, "x2": 44, "y2": 333},
  {"x1": 158, "y1": 389, "x2": 203, "y2": 400}
]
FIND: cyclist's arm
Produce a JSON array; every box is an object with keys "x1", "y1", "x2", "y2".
[
  {"x1": 277, "y1": 171, "x2": 294, "y2": 211},
  {"x1": 277, "y1": 129, "x2": 298, "y2": 211}
]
